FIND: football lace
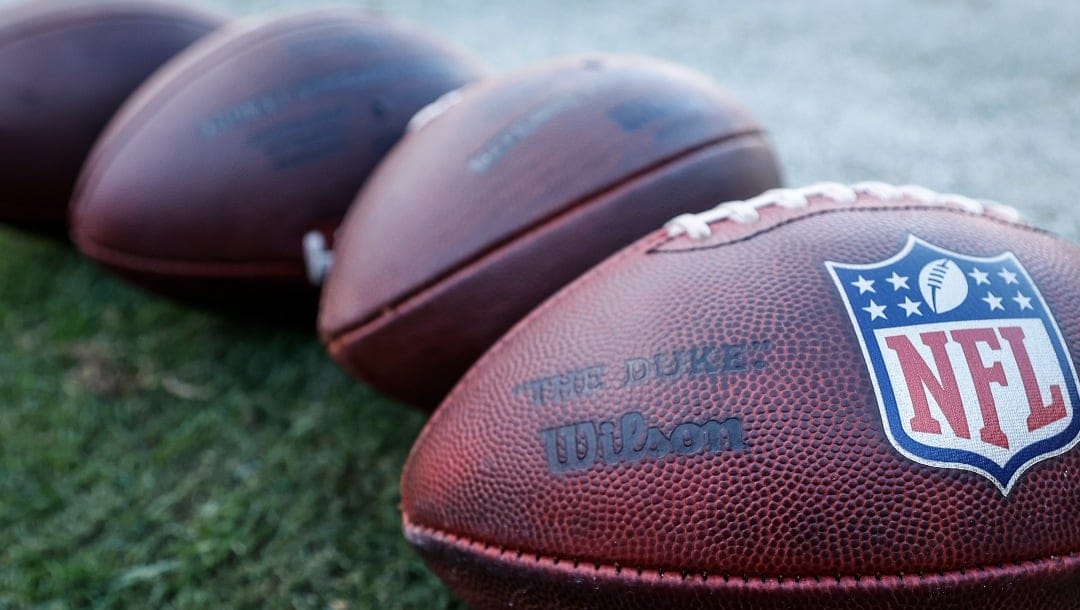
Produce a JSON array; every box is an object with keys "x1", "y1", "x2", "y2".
[
  {"x1": 665, "y1": 182, "x2": 1023, "y2": 241},
  {"x1": 303, "y1": 230, "x2": 335, "y2": 285},
  {"x1": 407, "y1": 87, "x2": 467, "y2": 132}
]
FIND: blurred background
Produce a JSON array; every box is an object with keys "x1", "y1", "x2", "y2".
[
  {"x1": 201, "y1": 0, "x2": 1080, "y2": 232},
  {"x1": 0, "y1": 1, "x2": 1077, "y2": 608}
]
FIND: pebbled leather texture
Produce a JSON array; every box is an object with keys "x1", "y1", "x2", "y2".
[
  {"x1": 401, "y1": 189, "x2": 1080, "y2": 608},
  {"x1": 319, "y1": 55, "x2": 782, "y2": 407},
  {"x1": 0, "y1": 0, "x2": 225, "y2": 235},
  {"x1": 70, "y1": 8, "x2": 487, "y2": 315}
]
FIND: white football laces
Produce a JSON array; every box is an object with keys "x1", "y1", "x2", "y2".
[
  {"x1": 407, "y1": 87, "x2": 467, "y2": 133},
  {"x1": 665, "y1": 182, "x2": 1023, "y2": 241},
  {"x1": 303, "y1": 230, "x2": 335, "y2": 285}
]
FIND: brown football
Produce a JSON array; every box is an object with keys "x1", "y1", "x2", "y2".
[
  {"x1": 319, "y1": 55, "x2": 782, "y2": 408},
  {"x1": 401, "y1": 182, "x2": 1080, "y2": 608},
  {"x1": 70, "y1": 8, "x2": 487, "y2": 317},
  {"x1": 0, "y1": 0, "x2": 225, "y2": 235}
]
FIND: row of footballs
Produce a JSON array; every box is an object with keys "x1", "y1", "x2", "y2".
[
  {"x1": 0, "y1": 0, "x2": 780, "y2": 408},
  {"x1": 12, "y1": 3, "x2": 1080, "y2": 608}
]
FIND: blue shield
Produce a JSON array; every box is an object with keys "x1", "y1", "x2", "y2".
[{"x1": 826, "y1": 235, "x2": 1080, "y2": 494}]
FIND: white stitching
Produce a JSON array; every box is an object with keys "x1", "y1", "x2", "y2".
[
  {"x1": 985, "y1": 201, "x2": 1023, "y2": 223},
  {"x1": 302, "y1": 230, "x2": 335, "y2": 285},
  {"x1": 407, "y1": 87, "x2": 467, "y2": 132},
  {"x1": 664, "y1": 182, "x2": 1023, "y2": 240},
  {"x1": 896, "y1": 184, "x2": 939, "y2": 205},
  {"x1": 666, "y1": 213, "x2": 711, "y2": 239},
  {"x1": 938, "y1": 193, "x2": 985, "y2": 215}
]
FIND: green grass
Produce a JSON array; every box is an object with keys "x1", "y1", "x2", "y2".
[{"x1": 0, "y1": 229, "x2": 459, "y2": 609}]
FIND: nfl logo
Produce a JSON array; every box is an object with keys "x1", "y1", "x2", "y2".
[{"x1": 826, "y1": 235, "x2": 1080, "y2": 494}]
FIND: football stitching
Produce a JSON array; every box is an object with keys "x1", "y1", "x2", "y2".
[
  {"x1": 647, "y1": 203, "x2": 1054, "y2": 255},
  {"x1": 73, "y1": 233, "x2": 303, "y2": 278},
  {"x1": 664, "y1": 182, "x2": 1021, "y2": 240},
  {"x1": 403, "y1": 228, "x2": 669, "y2": 454},
  {"x1": 403, "y1": 516, "x2": 1080, "y2": 586}
]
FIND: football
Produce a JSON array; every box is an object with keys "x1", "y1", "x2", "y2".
[
  {"x1": 319, "y1": 55, "x2": 782, "y2": 408},
  {"x1": 401, "y1": 183, "x2": 1080, "y2": 608},
  {"x1": 0, "y1": 0, "x2": 225, "y2": 234},
  {"x1": 70, "y1": 8, "x2": 487, "y2": 316}
]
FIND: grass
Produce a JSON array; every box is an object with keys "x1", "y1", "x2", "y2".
[{"x1": 0, "y1": 229, "x2": 460, "y2": 609}]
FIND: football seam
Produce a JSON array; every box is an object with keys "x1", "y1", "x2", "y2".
[
  {"x1": 403, "y1": 516, "x2": 1080, "y2": 586},
  {"x1": 72, "y1": 234, "x2": 304, "y2": 279},
  {"x1": 647, "y1": 203, "x2": 1051, "y2": 255},
  {"x1": 400, "y1": 226, "x2": 668, "y2": 460},
  {"x1": 322, "y1": 129, "x2": 766, "y2": 349}
]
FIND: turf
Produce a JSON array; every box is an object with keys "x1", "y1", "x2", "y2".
[
  {"x1": 0, "y1": 228, "x2": 457, "y2": 609},
  {"x1": 1, "y1": 1, "x2": 1078, "y2": 608}
]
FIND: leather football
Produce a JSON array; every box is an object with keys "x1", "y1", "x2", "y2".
[
  {"x1": 70, "y1": 9, "x2": 486, "y2": 316},
  {"x1": 401, "y1": 183, "x2": 1080, "y2": 608},
  {"x1": 0, "y1": 0, "x2": 225, "y2": 235},
  {"x1": 319, "y1": 55, "x2": 782, "y2": 408}
]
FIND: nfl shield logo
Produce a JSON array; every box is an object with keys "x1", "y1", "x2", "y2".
[{"x1": 826, "y1": 235, "x2": 1080, "y2": 494}]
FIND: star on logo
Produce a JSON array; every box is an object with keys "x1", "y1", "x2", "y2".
[
  {"x1": 898, "y1": 296, "x2": 923, "y2": 317},
  {"x1": 851, "y1": 275, "x2": 876, "y2": 294},
  {"x1": 998, "y1": 267, "x2": 1018, "y2": 285},
  {"x1": 968, "y1": 267, "x2": 990, "y2": 285},
  {"x1": 1013, "y1": 291, "x2": 1033, "y2": 311},
  {"x1": 862, "y1": 299, "x2": 887, "y2": 321},
  {"x1": 982, "y1": 291, "x2": 1004, "y2": 311},
  {"x1": 885, "y1": 272, "x2": 909, "y2": 291}
]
